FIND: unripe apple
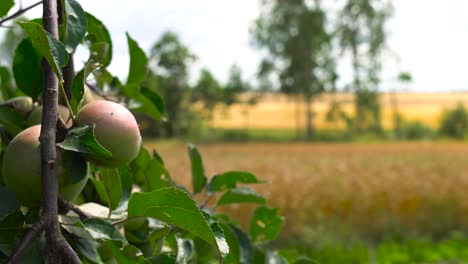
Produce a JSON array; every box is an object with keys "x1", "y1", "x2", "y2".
[
  {"x1": 3, "y1": 96, "x2": 33, "y2": 117},
  {"x1": 2, "y1": 125, "x2": 88, "y2": 207},
  {"x1": 76, "y1": 100, "x2": 141, "y2": 167},
  {"x1": 27, "y1": 105, "x2": 73, "y2": 127}
]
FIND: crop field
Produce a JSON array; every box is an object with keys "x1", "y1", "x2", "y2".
[
  {"x1": 212, "y1": 92, "x2": 468, "y2": 130},
  {"x1": 146, "y1": 141, "x2": 468, "y2": 245}
]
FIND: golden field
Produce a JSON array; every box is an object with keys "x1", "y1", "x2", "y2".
[
  {"x1": 147, "y1": 141, "x2": 468, "y2": 243},
  {"x1": 212, "y1": 92, "x2": 468, "y2": 130}
]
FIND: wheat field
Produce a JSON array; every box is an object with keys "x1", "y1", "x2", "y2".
[
  {"x1": 146, "y1": 141, "x2": 468, "y2": 243},
  {"x1": 212, "y1": 92, "x2": 468, "y2": 130}
]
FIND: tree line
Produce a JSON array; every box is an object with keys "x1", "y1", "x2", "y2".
[{"x1": 3, "y1": 0, "x2": 467, "y2": 141}]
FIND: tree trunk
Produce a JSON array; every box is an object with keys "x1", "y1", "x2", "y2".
[
  {"x1": 305, "y1": 93, "x2": 314, "y2": 141},
  {"x1": 351, "y1": 40, "x2": 364, "y2": 132},
  {"x1": 390, "y1": 89, "x2": 401, "y2": 137},
  {"x1": 243, "y1": 104, "x2": 250, "y2": 139},
  {"x1": 294, "y1": 95, "x2": 302, "y2": 140}
]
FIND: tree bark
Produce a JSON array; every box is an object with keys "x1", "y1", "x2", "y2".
[
  {"x1": 40, "y1": 0, "x2": 79, "y2": 263},
  {"x1": 40, "y1": 0, "x2": 61, "y2": 261}
]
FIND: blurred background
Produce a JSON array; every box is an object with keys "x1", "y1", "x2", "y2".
[{"x1": 3, "y1": 0, "x2": 468, "y2": 262}]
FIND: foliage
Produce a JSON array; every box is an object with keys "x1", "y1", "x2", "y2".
[
  {"x1": 146, "y1": 31, "x2": 196, "y2": 138},
  {"x1": 252, "y1": 0, "x2": 336, "y2": 140},
  {"x1": 439, "y1": 103, "x2": 468, "y2": 139},
  {"x1": 336, "y1": 0, "x2": 393, "y2": 133},
  {"x1": 192, "y1": 68, "x2": 223, "y2": 122},
  {"x1": 399, "y1": 119, "x2": 435, "y2": 140},
  {"x1": 0, "y1": 1, "x2": 295, "y2": 263}
]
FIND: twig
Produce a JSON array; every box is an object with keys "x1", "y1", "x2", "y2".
[
  {"x1": 0, "y1": 1, "x2": 43, "y2": 26},
  {"x1": 7, "y1": 220, "x2": 45, "y2": 264},
  {"x1": 57, "y1": 238, "x2": 82, "y2": 263},
  {"x1": 58, "y1": 197, "x2": 89, "y2": 221},
  {"x1": 85, "y1": 81, "x2": 119, "y2": 102},
  {"x1": 59, "y1": 82, "x2": 76, "y2": 122},
  {"x1": 200, "y1": 194, "x2": 216, "y2": 209},
  {"x1": 112, "y1": 216, "x2": 145, "y2": 226}
]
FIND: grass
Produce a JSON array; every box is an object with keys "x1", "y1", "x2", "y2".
[
  {"x1": 296, "y1": 232, "x2": 468, "y2": 264},
  {"x1": 146, "y1": 141, "x2": 468, "y2": 245}
]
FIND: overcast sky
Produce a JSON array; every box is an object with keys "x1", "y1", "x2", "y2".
[{"x1": 7, "y1": 0, "x2": 468, "y2": 92}]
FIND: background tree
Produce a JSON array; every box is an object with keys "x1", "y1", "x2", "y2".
[
  {"x1": 336, "y1": 0, "x2": 393, "y2": 133},
  {"x1": 147, "y1": 31, "x2": 196, "y2": 137},
  {"x1": 392, "y1": 71, "x2": 412, "y2": 137},
  {"x1": 192, "y1": 68, "x2": 222, "y2": 128},
  {"x1": 252, "y1": 0, "x2": 335, "y2": 140},
  {"x1": 223, "y1": 64, "x2": 258, "y2": 136}
]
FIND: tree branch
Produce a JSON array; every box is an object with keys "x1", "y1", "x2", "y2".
[
  {"x1": 7, "y1": 220, "x2": 45, "y2": 264},
  {"x1": 40, "y1": 0, "x2": 80, "y2": 263},
  {"x1": 57, "y1": 238, "x2": 82, "y2": 263},
  {"x1": 58, "y1": 197, "x2": 89, "y2": 221},
  {"x1": 0, "y1": 1, "x2": 43, "y2": 26}
]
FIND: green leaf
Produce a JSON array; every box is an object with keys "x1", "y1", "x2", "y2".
[
  {"x1": 141, "y1": 88, "x2": 165, "y2": 117},
  {"x1": 0, "y1": 0, "x2": 14, "y2": 18},
  {"x1": 148, "y1": 254, "x2": 176, "y2": 264},
  {"x1": 63, "y1": 0, "x2": 87, "y2": 52},
  {"x1": 267, "y1": 251, "x2": 288, "y2": 264},
  {"x1": 207, "y1": 171, "x2": 265, "y2": 193},
  {"x1": 252, "y1": 248, "x2": 266, "y2": 264},
  {"x1": 85, "y1": 12, "x2": 112, "y2": 66},
  {"x1": 114, "y1": 166, "x2": 132, "y2": 214},
  {"x1": 175, "y1": 236, "x2": 195, "y2": 264},
  {"x1": 0, "y1": 106, "x2": 26, "y2": 136},
  {"x1": 128, "y1": 188, "x2": 225, "y2": 255},
  {"x1": 63, "y1": 218, "x2": 127, "y2": 245},
  {"x1": 121, "y1": 34, "x2": 164, "y2": 121},
  {"x1": 218, "y1": 187, "x2": 265, "y2": 206},
  {"x1": 276, "y1": 249, "x2": 315, "y2": 264},
  {"x1": 0, "y1": 186, "x2": 19, "y2": 222},
  {"x1": 13, "y1": 38, "x2": 44, "y2": 100},
  {"x1": 74, "y1": 237, "x2": 103, "y2": 264},
  {"x1": 131, "y1": 147, "x2": 151, "y2": 185},
  {"x1": 187, "y1": 144, "x2": 206, "y2": 194},
  {"x1": 220, "y1": 223, "x2": 240, "y2": 264},
  {"x1": 70, "y1": 61, "x2": 100, "y2": 114},
  {"x1": 13, "y1": 237, "x2": 45, "y2": 263},
  {"x1": 144, "y1": 159, "x2": 174, "y2": 192},
  {"x1": 100, "y1": 168, "x2": 123, "y2": 211},
  {"x1": 16, "y1": 21, "x2": 69, "y2": 82},
  {"x1": 250, "y1": 207, "x2": 284, "y2": 243},
  {"x1": 125, "y1": 33, "x2": 148, "y2": 87},
  {"x1": 88, "y1": 42, "x2": 109, "y2": 65},
  {"x1": 127, "y1": 89, "x2": 164, "y2": 121},
  {"x1": 57, "y1": 124, "x2": 112, "y2": 158},
  {"x1": 222, "y1": 223, "x2": 253, "y2": 264},
  {"x1": 201, "y1": 211, "x2": 229, "y2": 258},
  {"x1": 0, "y1": 66, "x2": 16, "y2": 100},
  {"x1": 106, "y1": 241, "x2": 150, "y2": 264},
  {"x1": 60, "y1": 150, "x2": 88, "y2": 184}
]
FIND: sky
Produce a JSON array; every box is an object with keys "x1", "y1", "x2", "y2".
[{"x1": 6, "y1": 0, "x2": 468, "y2": 92}]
